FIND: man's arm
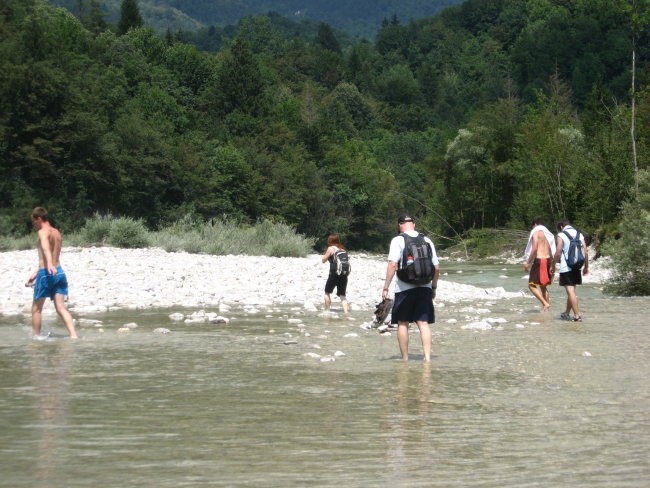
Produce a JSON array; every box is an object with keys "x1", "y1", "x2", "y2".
[
  {"x1": 582, "y1": 240, "x2": 589, "y2": 275},
  {"x1": 524, "y1": 231, "x2": 540, "y2": 270},
  {"x1": 382, "y1": 261, "x2": 397, "y2": 299},
  {"x1": 432, "y1": 265, "x2": 440, "y2": 299},
  {"x1": 551, "y1": 236, "x2": 563, "y2": 270}
]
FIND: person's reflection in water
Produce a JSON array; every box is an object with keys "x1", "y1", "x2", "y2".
[
  {"x1": 384, "y1": 363, "x2": 433, "y2": 482},
  {"x1": 28, "y1": 340, "x2": 75, "y2": 487}
]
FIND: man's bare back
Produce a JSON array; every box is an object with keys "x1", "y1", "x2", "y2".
[
  {"x1": 531, "y1": 229, "x2": 552, "y2": 259},
  {"x1": 37, "y1": 224, "x2": 63, "y2": 271}
]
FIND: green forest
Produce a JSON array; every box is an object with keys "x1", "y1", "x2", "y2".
[
  {"x1": 48, "y1": 0, "x2": 463, "y2": 37},
  {"x1": 1, "y1": 0, "x2": 649, "y2": 282}
]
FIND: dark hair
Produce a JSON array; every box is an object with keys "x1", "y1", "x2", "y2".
[
  {"x1": 31, "y1": 207, "x2": 49, "y2": 222},
  {"x1": 531, "y1": 216, "x2": 545, "y2": 227},
  {"x1": 327, "y1": 233, "x2": 345, "y2": 251},
  {"x1": 557, "y1": 218, "x2": 571, "y2": 230}
]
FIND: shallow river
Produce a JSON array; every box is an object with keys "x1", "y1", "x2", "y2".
[{"x1": 1, "y1": 262, "x2": 648, "y2": 487}]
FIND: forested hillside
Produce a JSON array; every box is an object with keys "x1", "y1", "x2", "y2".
[
  {"x1": 49, "y1": 0, "x2": 463, "y2": 37},
  {"x1": 1, "y1": 0, "x2": 648, "y2": 254}
]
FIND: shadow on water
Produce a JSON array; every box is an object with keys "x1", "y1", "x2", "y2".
[{"x1": 0, "y1": 262, "x2": 648, "y2": 487}]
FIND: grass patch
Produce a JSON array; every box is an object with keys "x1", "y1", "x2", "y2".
[
  {"x1": 152, "y1": 218, "x2": 315, "y2": 257},
  {"x1": 0, "y1": 234, "x2": 34, "y2": 252},
  {"x1": 0, "y1": 214, "x2": 315, "y2": 257}
]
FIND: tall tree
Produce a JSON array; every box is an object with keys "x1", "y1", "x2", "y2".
[
  {"x1": 616, "y1": 0, "x2": 650, "y2": 198},
  {"x1": 117, "y1": 0, "x2": 143, "y2": 35},
  {"x1": 76, "y1": 0, "x2": 107, "y2": 33},
  {"x1": 315, "y1": 23, "x2": 341, "y2": 54}
]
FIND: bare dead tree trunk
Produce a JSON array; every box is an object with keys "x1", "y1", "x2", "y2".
[{"x1": 631, "y1": 40, "x2": 639, "y2": 198}]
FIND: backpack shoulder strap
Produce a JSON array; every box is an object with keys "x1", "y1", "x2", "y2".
[{"x1": 559, "y1": 230, "x2": 570, "y2": 259}]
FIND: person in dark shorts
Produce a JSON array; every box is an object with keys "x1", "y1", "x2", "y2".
[
  {"x1": 551, "y1": 219, "x2": 589, "y2": 322},
  {"x1": 381, "y1": 215, "x2": 439, "y2": 361},
  {"x1": 321, "y1": 234, "x2": 349, "y2": 313}
]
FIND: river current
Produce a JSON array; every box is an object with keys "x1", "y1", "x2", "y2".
[{"x1": 0, "y1": 262, "x2": 648, "y2": 487}]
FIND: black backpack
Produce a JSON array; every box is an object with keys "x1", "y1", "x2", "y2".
[
  {"x1": 562, "y1": 229, "x2": 585, "y2": 270},
  {"x1": 396, "y1": 233, "x2": 434, "y2": 285},
  {"x1": 332, "y1": 248, "x2": 351, "y2": 276}
]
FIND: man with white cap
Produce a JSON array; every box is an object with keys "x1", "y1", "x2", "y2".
[{"x1": 382, "y1": 215, "x2": 439, "y2": 361}]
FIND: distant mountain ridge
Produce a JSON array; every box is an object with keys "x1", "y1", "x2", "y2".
[{"x1": 50, "y1": 0, "x2": 464, "y2": 37}]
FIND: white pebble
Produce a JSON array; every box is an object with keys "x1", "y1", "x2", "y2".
[
  {"x1": 77, "y1": 318, "x2": 103, "y2": 327},
  {"x1": 486, "y1": 317, "x2": 507, "y2": 324},
  {"x1": 184, "y1": 317, "x2": 205, "y2": 324},
  {"x1": 462, "y1": 321, "x2": 492, "y2": 330}
]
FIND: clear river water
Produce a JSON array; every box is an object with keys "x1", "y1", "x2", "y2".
[{"x1": 0, "y1": 261, "x2": 648, "y2": 487}]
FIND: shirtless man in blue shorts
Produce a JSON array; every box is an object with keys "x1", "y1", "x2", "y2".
[{"x1": 25, "y1": 207, "x2": 78, "y2": 339}]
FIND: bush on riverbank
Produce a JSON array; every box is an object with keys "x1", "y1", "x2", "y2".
[
  {"x1": 604, "y1": 171, "x2": 650, "y2": 296},
  {"x1": 79, "y1": 214, "x2": 151, "y2": 248},
  {"x1": 149, "y1": 215, "x2": 315, "y2": 257},
  {"x1": 0, "y1": 214, "x2": 315, "y2": 258}
]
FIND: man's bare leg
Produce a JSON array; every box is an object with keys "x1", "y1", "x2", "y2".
[
  {"x1": 529, "y1": 284, "x2": 550, "y2": 310},
  {"x1": 565, "y1": 286, "x2": 580, "y2": 318},
  {"x1": 340, "y1": 296, "x2": 349, "y2": 314},
  {"x1": 324, "y1": 293, "x2": 331, "y2": 312},
  {"x1": 54, "y1": 294, "x2": 78, "y2": 339},
  {"x1": 31, "y1": 298, "x2": 45, "y2": 337},
  {"x1": 397, "y1": 322, "x2": 410, "y2": 361},
  {"x1": 416, "y1": 320, "x2": 432, "y2": 362},
  {"x1": 542, "y1": 286, "x2": 550, "y2": 309}
]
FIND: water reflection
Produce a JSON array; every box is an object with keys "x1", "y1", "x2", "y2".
[
  {"x1": 383, "y1": 363, "x2": 432, "y2": 483},
  {"x1": 28, "y1": 340, "x2": 76, "y2": 488}
]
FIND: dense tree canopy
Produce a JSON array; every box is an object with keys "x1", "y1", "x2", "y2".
[
  {"x1": 1, "y1": 0, "x2": 649, "y2": 257},
  {"x1": 117, "y1": 0, "x2": 143, "y2": 34}
]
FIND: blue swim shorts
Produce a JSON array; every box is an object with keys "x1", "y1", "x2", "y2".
[{"x1": 33, "y1": 266, "x2": 69, "y2": 301}]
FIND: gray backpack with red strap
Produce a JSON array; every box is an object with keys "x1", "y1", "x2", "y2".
[{"x1": 396, "y1": 233, "x2": 433, "y2": 285}]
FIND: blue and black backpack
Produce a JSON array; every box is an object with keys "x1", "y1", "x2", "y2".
[{"x1": 563, "y1": 230, "x2": 585, "y2": 270}]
